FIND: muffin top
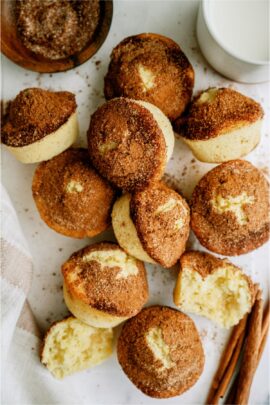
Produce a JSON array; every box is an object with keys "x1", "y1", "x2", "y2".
[
  {"x1": 87, "y1": 98, "x2": 167, "y2": 192},
  {"x1": 130, "y1": 182, "x2": 190, "y2": 267},
  {"x1": 104, "y1": 33, "x2": 194, "y2": 121},
  {"x1": 62, "y1": 242, "x2": 149, "y2": 317},
  {"x1": 117, "y1": 306, "x2": 204, "y2": 398},
  {"x1": 32, "y1": 149, "x2": 116, "y2": 238},
  {"x1": 180, "y1": 251, "x2": 255, "y2": 290},
  {"x1": 175, "y1": 251, "x2": 255, "y2": 328},
  {"x1": 174, "y1": 88, "x2": 264, "y2": 140},
  {"x1": 2, "y1": 88, "x2": 76, "y2": 147},
  {"x1": 191, "y1": 160, "x2": 269, "y2": 255}
]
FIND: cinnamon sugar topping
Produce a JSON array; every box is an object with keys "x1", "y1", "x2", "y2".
[
  {"x1": 174, "y1": 88, "x2": 264, "y2": 140},
  {"x1": 32, "y1": 149, "x2": 115, "y2": 239},
  {"x1": 2, "y1": 88, "x2": 76, "y2": 147},
  {"x1": 62, "y1": 243, "x2": 148, "y2": 317},
  {"x1": 117, "y1": 306, "x2": 204, "y2": 398},
  {"x1": 191, "y1": 160, "x2": 270, "y2": 255},
  {"x1": 16, "y1": 0, "x2": 100, "y2": 60},
  {"x1": 88, "y1": 98, "x2": 167, "y2": 192},
  {"x1": 131, "y1": 182, "x2": 190, "y2": 267},
  {"x1": 104, "y1": 33, "x2": 194, "y2": 120}
]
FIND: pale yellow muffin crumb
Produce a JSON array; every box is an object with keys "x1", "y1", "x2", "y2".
[
  {"x1": 41, "y1": 316, "x2": 113, "y2": 379},
  {"x1": 174, "y1": 251, "x2": 255, "y2": 328}
]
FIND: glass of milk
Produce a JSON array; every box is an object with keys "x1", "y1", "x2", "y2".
[{"x1": 197, "y1": 0, "x2": 269, "y2": 83}]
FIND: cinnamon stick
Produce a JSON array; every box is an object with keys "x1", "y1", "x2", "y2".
[
  {"x1": 225, "y1": 376, "x2": 238, "y2": 405},
  {"x1": 234, "y1": 293, "x2": 263, "y2": 405},
  {"x1": 225, "y1": 300, "x2": 269, "y2": 404},
  {"x1": 258, "y1": 303, "x2": 270, "y2": 363},
  {"x1": 207, "y1": 315, "x2": 248, "y2": 404},
  {"x1": 211, "y1": 329, "x2": 246, "y2": 404}
]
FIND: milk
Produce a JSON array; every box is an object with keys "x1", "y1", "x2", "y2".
[{"x1": 209, "y1": 0, "x2": 269, "y2": 62}]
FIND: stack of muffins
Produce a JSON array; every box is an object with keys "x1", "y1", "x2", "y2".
[{"x1": 2, "y1": 33, "x2": 269, "y2": 398}]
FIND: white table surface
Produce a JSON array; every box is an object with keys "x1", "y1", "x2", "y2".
[{"x1": 1, "y1": 1, "x2": 269, "y2": 404}]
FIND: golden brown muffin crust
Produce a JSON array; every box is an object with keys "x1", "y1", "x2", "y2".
[
  {"x1": 104, "y1": 33, "x2": 194, "y2": 121},
  {"x1": 32, "y1": 149, "x2": 116, "y2": 238},
  {"x1": 62, "y1": 242, "x2": 149, "y2": 317},
  {"x1": 130, "y1": 182, "x2": 190, "y2": 267},
  {"x1": 174, "y1": 88, "x2": 264, "y2": 140},
  {"x1": 117, "y1": 306, "x2": 204, "y2": 398},
  {"x1": 191, "y1": 160, "x2": 270, "y2": 255},
  {"x1": 1, "y1": 88, "x2": 77, "y2": 147},
  {"x1": 87, "y1": 98, "x2": 167, "y2": 192}
]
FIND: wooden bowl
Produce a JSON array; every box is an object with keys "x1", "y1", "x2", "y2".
[{"x1": 1, "y1": 0, "x2": 113, "y2": 73}]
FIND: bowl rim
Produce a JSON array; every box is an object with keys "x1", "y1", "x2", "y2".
[{"x1": 202, "y1": 0, "x2": 270, "y2": 66}]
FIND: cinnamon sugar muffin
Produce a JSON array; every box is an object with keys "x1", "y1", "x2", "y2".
[
  {"x1": 87, "y1": 98, "x2": 174, "y2": 192},
  {"x1": 174, "y1": 251, "x2": 255, "y2": 328},
  {"x1": 104, "y1": 33, "x2": 194, "y2": 121},
  {"x1": 191, "y1": 160, "x2": 270, "y2": 255},
  {"x1": 62, "y1": 242, "x2": 149, "y2": 328},
  {"x1": 117, "y1": 306, "x2": 204, "y2": 398},
  {"x1": 1, "y1": 88, "x2": 78, "y2": 163},
  {"x1": 112, "y1": 182, "x2": 190, "y2": 268},
  {"x1": 32, "y1": 149, "x2": 116, "y2": 238},
  {"x1": 174, "y1": 88, "x2": 264, "y2": 163}
]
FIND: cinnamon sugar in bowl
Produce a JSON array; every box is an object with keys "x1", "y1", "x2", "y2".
[{"x1": 1, "y1": 0, "x2": 113, "y2": 73}]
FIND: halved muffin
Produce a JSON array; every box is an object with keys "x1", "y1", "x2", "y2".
[
  {"x1": 41, "y1": 316, "x2": 113, "y2": 379},
  {"x1": 112, "y1": 182, "x2": 190, "y2": 268},
  {"x1": 174, "y1": 251, "x2": 255, "y2": 328},
  {"x1": 191, "y1": 160, "x2": 270, "y2": 255},
  {"x1": 104, "y1": 33, "x2": 194, "y2": 121},
  {"x1": 1, "y1": 88, "x2": 78, "y2": 163},
  {"x1": 174, "y1": 88, "x2": 264, "y2": 162},
  {"x1": 62, "y1": 242, "x2": 149, "y2": 328},
  {"x1": 32, "y1": 148, "x2": 116, "y2": 238},
  {"x1": 87, "y1": 98, "x2": 174, "y2": 192},
  {"x1": 117, "y1": 306, "x2": 204, "y2": 398}
]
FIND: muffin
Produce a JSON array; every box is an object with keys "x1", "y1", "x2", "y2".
[
  {"x1": 1, "y1": 88, "x2": 78, "y2": 163},
  {"x1": 174, "y1": 251, "x2": 255, "y2": 328},
  {"x1": 41, "y1": 316, "x2": 113, "y2": 379},
  {"x1": 32, "y1": 148, "x2": 116, "y2": 238},
  {"x1": 112, "y1": 182, "x2": 190, "y2": 268},
  {"x1": 62, "y1": 242, "x2": 149, "y2": 328},
  {"x1": 87, "y1": 97, "x2": 174, "y2": 192},
  {"x1": 191, "y1": 160, "x2": 270, "y2": 255},
  {"x1": 117, "y1": 306, "x2": 204, "y2": 398},
  {"x1": 174, "y1": 88, "x2": 264, "y2": 163},
  {"x1": 104, "y1": 33, "x2": 194, "y2": 121}
]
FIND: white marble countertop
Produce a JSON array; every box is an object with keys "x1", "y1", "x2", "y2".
[{"x1": 2, "y1": 1, "x2": 269, "y2": 404}]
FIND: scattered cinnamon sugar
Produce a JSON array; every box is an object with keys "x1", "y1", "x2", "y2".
[
  {"x1": 162, "y1": 173, "x2": 183, "y2": 195},
  {"x1": 16, "y1": 0, "x2": 100, "y2": 60},
  {"x1": 1, "y1": 88, "x2": 76, "y2": 147}
]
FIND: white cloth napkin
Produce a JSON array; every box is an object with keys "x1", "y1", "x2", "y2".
[{"x1": 1, "y1": 184, "x2": 110, "y2": 405}]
